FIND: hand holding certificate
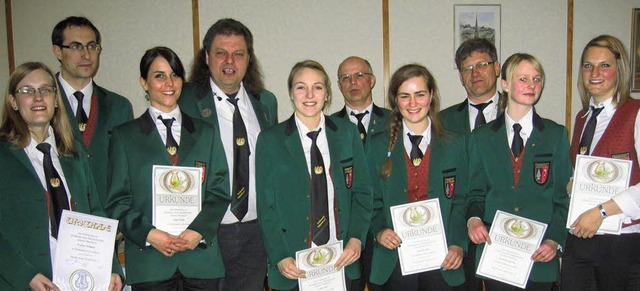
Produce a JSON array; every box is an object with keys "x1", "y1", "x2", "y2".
[
  {"x1": 390, "y1": 198, "x2": 448, "y2": 276},
  {"x1": 476, "y1": 211, "x2": 547, "y2": 289},
  {"x1": 567, "y1": 155, "x2": 632, "y2": 234},
  {"x1": 295, "y1": 241, "x2": 346, "y2": 291}
]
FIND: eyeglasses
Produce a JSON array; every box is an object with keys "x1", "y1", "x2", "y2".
[
  {"x1": 460, "y1": 61, "x2": 495, "y2": 74},
  {"x1": 15, "y1": 86, "x2": 57, "y2": 98},
  {"x1": 59, "y1": 42, "x2": 101, "y2": 53},
  {"x1": 339, "y1": 71, "x2": 373, "y2": 83}
]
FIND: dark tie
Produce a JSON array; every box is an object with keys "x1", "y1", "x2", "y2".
[
  {"x1": 73, "y1": 91, "x2": 88, "y2": 132},
  {"x1": 408, "y1": 133, "x2": 424, "y2": 167},
  {"x1": 351, "y1": 111, "x2": 369, "y2": 145},
  {"x1": 511, "y1": 123, "x2": 524, "y2": 158},
  {"x1": 307, "y1": 129, "x2": 329, "y2": 245},
  {"x1": 579, "y1": 106, "x2": 604, "y2": 155},
  {"x1": 36, "y1": 142, "x2": 70, "y2": 239},
  {"x1": 159, "y1": 116, "x2": 179, "y2": 156},
  {"x1": 227, "y1": 98, "x2": 249, "y2": 221},
  {"x1": 470, "y1": 101, "x2": 493, "y2": 129}
]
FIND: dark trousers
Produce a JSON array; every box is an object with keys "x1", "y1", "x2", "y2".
[
  {"x1": 367, "y1": 261, "x2": 457, "y2": 291},
  {"x1": 271, "y1": 277, "x2": 353, "y2": 291},
  {"x1": 461, "y1": 242, "x2": 483, "y2": 291},
  {"x1": 561, "y1": 233, "x2": 640, "y2": 291},
  {"x1": 217, "y1": 221, "x2": 267, "y2": 291},
  {"x1": 131, "y1": 269, "x2": 219, "y2": 291},
  {"x1": 484, "y1": 279, "x2": 552, "y2": 291},
  {"x1": 350, "y1": 234, "x2": 374, "y2": 291}
]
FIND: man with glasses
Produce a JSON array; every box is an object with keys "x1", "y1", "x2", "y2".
[
  {"x1": 440, "y1": 38, "x2": 501, "y2": 291},
  {"x1": 332, "y1": 56, "x2": 389, "y2": 291},
  {"x1": 51, "y1": 16, "x2": 133, "y2": 203},
  {"x1": 441, "y1": 38, "x2": 501, "y2": 135}
]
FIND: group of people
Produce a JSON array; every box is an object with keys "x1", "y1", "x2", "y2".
[{"x1": 1, "y1": 14, "x2": 639, "y2": 291}]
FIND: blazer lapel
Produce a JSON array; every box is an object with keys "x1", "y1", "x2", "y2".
[
  {"x1": 248, "y1": 92, "x2": 270, "y2": 130},
  {"x1": 176, "y1": 113, "x2": 197, "y2": 163},
  {"x1": 194, "y1": 83, "x2": 220, "y2": 126},
  {"x1": 8, "y1": 145, "x2": 41, "y2": 188},
  {"x1": 139, "y1": 110, "x2": 173, "y2": 165},
  {"x1": 489, "y1": 115, "x2": 516, "y2": 182},
  {"x1": 283, "y1": 116, "x2": 309, "y2": 176}
]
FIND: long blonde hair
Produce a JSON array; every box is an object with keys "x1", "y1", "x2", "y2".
[
  {"x1": 380, "y1": 64, "x2": 442, "y2": 179},
  {"x1": 0, "y1": 62, "x2": 76, "y2": 155}
]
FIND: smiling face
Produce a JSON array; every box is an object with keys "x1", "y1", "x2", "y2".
[
  {"x1": 52, "y1": 25, "x2": 100, "y2": 88},
  {"x1": 502, "y1": 60, "x2": 543, "y2": 109},
  {"x1": 10, "y1": 69, "x2": 58, "y2": 132},
  {"x1": 206, "y1": 34, "x2": 249, "y2": 95},
  {"x1": 459, "y1": 51, "x2": 500, "y2": 103},
  {"x1": 397, "y1": 76, "x2": 432, "y2": 133},
  {"x1": 290, "y1": 68, "x2": 327, "y2": 129},
  {"x1": 140, "y1": 56, "x2": 183, "y2": 113},
  {"x1": 582, "y1": 46, "x2": 618, "y2": 103},
  {"x1": 337, "y1": 57, "x2": 376, "y2": 110}
]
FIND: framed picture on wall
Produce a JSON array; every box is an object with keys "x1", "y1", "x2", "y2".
[
  {"x1": 632, "y1": 8, "x2": 640, "y2": 92},
  {"x1": 454, "y1": 4, "x2": 501, "y2": 68}
]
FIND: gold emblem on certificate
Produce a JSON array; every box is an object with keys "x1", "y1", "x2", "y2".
[
  {"x1": 69, "y1": 269, "x2": 94, "y2": 291},
  {"x1": 305, "y1": 246, "x2": 335, "y2": 267},
  {"x1": 78, "y1": 123, "x2": 87, "y2": 132},
  {"x1": 402, "y1": 205, "x2": 432, "y2": 227},
  {"x1": 161, "y1": 169, "x2": 193, "y2": 193},
  {"x1": 502, "y1": 218, "x2": 535, "y2": 239},
  {"x1": 236, "y1": 137, "x2": 246, "y2": 146},
  {"x1": 586, "y1": 160, "x2": 620, "y2": 183}
]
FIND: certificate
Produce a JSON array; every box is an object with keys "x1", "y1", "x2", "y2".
[
  {"x1": 566, "y1": 155, "x2": 632, "y2": 234},
  {"x1": 152, "y1": 165, "x2": 203, "y2": 235},
  {"x1": 390, "y1": 199, "x2": 448, "y2": 276},
  {"x1": 296, "y1": 241, "x2": 346, "y2": 291},
  {"x1": 53, "y1": 210, "x2": 118, "y2": 291},
  {"x1": 477, "y1": 210, "x2": 547, "y2": 289}
]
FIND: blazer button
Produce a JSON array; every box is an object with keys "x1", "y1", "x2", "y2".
[
  {"x1": 514, "y1": 207, "x2": 520, "y2": 212},
  {"x1": 87, "y1": 153, "x2": 91, "y2": 159},
  {"x1": 306, "y1": 216, "x2": 309, "y2": 221},
  {"x1": 304, "y1": 238, "x2": 308, "y2": 243}
]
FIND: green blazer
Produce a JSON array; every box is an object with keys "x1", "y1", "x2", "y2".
[
  {"x1": 57, "y1": 76, "x2": 134, "y2": 203},
  {"x1": 331, "y1": 103, "x2": 391, "y2": 153},
  {"x1": 105, "y1": 110, "x2": 230, "y2": 284},
  {"x1": 0, "y1": 138, "x2": 122, "y2": 290},
  {"x1": 440, "y1": 93, "x2": 502, "y2": 135},
  {"x1": 178, "y1": 82, "x2": 278, "y2": 130},
  {"x1": 366, "y1": 128, "x2": 469, "y2": 286},
  {"x1": 256, "y1": 115, "x2": 373, "y2": 290},
  {"x1": 466, "y1": 112, "x2": 571, "y2": 282}
]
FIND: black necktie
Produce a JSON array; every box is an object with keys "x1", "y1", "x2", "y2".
[
  {"x1": 351, "y1": 111, "x2": 369, "y2": 145},
  {"x1": 227, "y1": 98, "x2": 249, "y2": 221},
  {"x1": 579, "y1": 106, "x2": 604, "y2": 155},
  {"x1": 408, "y1": 133, "x2": 424, "y2": 167},
  {"x1": 307, "y1": 129, "x2": 329, "y2": 245},
  {"x1": 36, "y1": 142, "x2": 70, "y2": 239},
  {"x1": 470, "y1": 101, "x2": 493, "y2": 129},
  {"x1": 74, "y1": 91, "x2": 88, "y2": 132},
  {"x1": 159, "y1": 116, "x2": 179, "y2": 156},
  {"x1": 511, "y1": 123, "x2": 524, "y2": 158}
]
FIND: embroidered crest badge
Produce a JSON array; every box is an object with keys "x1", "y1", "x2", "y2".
[
  {"x1": 443, "y1": 176, "x2": 455, "y2": 198},
  {"x1": 343, "y1": 166, "x2": 353, "y2": 189},
  {"x1": 534, "y1": 162, "x2": 550, "y2": 185}
]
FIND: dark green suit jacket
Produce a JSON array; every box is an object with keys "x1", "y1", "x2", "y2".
[
  {"x1": 57, "y1": 76, "x2": 133, "y2": 203},
  {"x1": 256, "y1": 115, "x2": 373, "y2": 290},
  {"x1": 178, "y1": 82, "x2": 278, "y2": 130},
  {"x1": 105, "y1": 110, "x2": 230, "y2": 284},
  {"x1": 466, "y1": 112, "x2": 571, "y2": 282},
  {"x1": 366, "y1": 129, "x2": 469, "y2": 286},
  {"x1": 0, "y1": 138, "x2": 121, "y2": 290},
  {"x1": 331, "y1": 104, "x2": 391, "y2": 153}
]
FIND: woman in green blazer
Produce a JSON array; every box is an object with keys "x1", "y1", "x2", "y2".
[
  {"x1": 256, "y1": 60, "x2": 373, "y2": 291},
  {"x1": 105, "y1": 47, "x2": 230, "y2": 290},
  {"x1": 366, "y1": 64, "x2": 468, "y2": 291},
  {"x1": 0, "y1": 62, "x2": 122, "y2": 290},
  {"x1": 466, "y1": 53, "x2": 571, "y2": 290}
]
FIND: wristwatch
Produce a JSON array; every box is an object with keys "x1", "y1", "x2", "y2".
[{"x1": 596, "y1": 204, "x2": 607, "y2": 218}]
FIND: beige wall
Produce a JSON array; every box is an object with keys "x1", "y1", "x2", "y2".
[{"x1": 2, "y1": 0, "x2": 639, "y2": 129}]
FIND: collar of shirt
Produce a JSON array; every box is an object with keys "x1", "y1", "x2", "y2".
[
  {"x1": 149, "y1": 105, "x2": 182, "y2": 145},
  {"x1": 505, "y1": 107, "x2": 534, "y2": 146},
  {"x1": 210, "y1": 78, "x2": 250, "y2": 121},
  {"x1": 587, "y1": 95, "x2": 615, "y2": 119},
  {"x1": 57, "y1": 74, "x2": 93, "y2": 116},
  {"x1": 402, "y1": 117, "x2": 431, "y2": 156},
  {"x1": 345, "y1": 103, "x2": 374, "y2": 131}
]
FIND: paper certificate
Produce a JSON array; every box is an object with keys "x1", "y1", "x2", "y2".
[
  {"x1": 390, "y1": 198, "x2": 448, "y2": 276},
  {"x1": 53, "y1": 210, "x2": 118, "y2": 291},
  {"x1": 477, "y1": 210, "x2": 547, "y2": 289},
  {"x1": 566, "y1": 155, "x2": 632, "y2": 234},
  {"x1": 152, "y1": 165, "x2": 203, "y2": 235},
  {"x1": 296, "y1": 241, "x2": 346, "y2": 291}
]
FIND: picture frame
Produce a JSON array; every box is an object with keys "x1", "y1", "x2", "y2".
[
  {"x1": 632, "y1": 8, "x2": 640, "y2": 92},
  {"x1": 454, "y1": 4, "x2": 501, "y2": 68}
]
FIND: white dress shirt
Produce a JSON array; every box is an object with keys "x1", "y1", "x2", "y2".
[
  {"x1": 346, "y1": 103, "x2": 374, "y2": 133},
  {"x1": 468, "y1": 91, "x2": 500, "y2": 131},
  {"x1": 58, "y1": 74, "x2": 93, "y2": 118},
  {"x1": 505, "y1": 107, "x2": 534, "y2": 150},
  {"x1": 148, "y1": 105, "x2": 182, "y2": 146},
  {"x1": 402, "y1": 118, "x2": 431, "y2": 157}
]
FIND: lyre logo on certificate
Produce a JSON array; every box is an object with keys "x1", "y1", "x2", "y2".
[
  {"x1": 152, "y1": 165, "x2": 203, "y2": 236},
  {"x1": 566, "y1": 155, "x2": 632, "y2": 234}
]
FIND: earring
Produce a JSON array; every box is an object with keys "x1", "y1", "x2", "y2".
[
  {"x1": 145, "y1": 92, "x2": 150, "y2": 101},
  {"x1": 12, "y1": 105, "x2": 18, "y2": 111}
]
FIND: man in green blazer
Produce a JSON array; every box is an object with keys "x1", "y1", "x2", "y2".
[
  {"x1": 0, "y1": 139, "x2": 123, "y2": 290},
  {"x1": 178, "y1": 18, "x2": 277, "y2": 291},
  {"x1": 105, "y1": 110, "x2": 230, "y2": 285},
  {"x1": 51, "y1": 16, "x2": 134, "y2": 203},
  {"x1": 466, "y1": 113, "x2": 572, "y2": 284},
  {"x1": 366, "y1": 130, "x2": 469, "y2": 287},
  {"x1": 256, "y1": 115, "x2": 373, "y2": 290},
  {"x1": 440, "y1": 38, "x2": 501, "y2": 136}
]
